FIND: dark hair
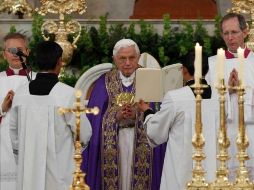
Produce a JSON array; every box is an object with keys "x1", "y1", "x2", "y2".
[
  {"x1": 180, "y1": 51, "x2": 209, "y2": 76},
  {"x1": 3, "y1": 33, "x2": 28, "y2": 49},
  {"x1": 220, "y1": 13, "x2": 247, "y2": 33},
  {"x1": 35, "y1": 41, "x2": 63, "y2": 71}
]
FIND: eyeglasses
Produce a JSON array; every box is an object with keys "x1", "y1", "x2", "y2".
[
  {"x1": 4, "y1": 47, "x2": 27, "y2": 53},
  {"x1": 118, "y1": 56, "x2": 137, "y2": 64},
  {"x1": 222, "y1": 30, "x2": 242, "y2": 37}
]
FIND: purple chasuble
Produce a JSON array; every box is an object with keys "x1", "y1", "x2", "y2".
[{"x1": 81, "y1": 69, "x2": 166, "y2": 190}]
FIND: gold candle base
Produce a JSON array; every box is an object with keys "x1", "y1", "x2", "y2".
[
  {"x1": 186, "y1": 143, "x2": 209, "y2": 190},
  {"x1": 186, "y1": 163, "x2": 209, "y2": 189},
  {"x1": 232, "y1": 148, "x2": 253, "y2": 190},
  {"x1": 187, "y1": 182, "x2": 209, "y2": 190},
  {"x1": 233, "y1": 177, "x2": 253, "y2": 189},
  {"x1": 208, "y1": 157, "x2": 232, "y2": 188},
  {"x1": 59, "y1": 90, "x2": 99, "y2": 190},
  {"x1": 69, "y1": 141, "x2": 90, "y2": 190},
  {"x1": 209, "y1": 179, "x2": 232, "y2": 190},
  {"x1": 186, "y1": 82, "x2": 209, "y2": 190},
  {"x1": 210, "y1": 80, "x2": 232, "y2": 190},
  {"x1": 232, "y1": 86, "x2": 253, "y2": 190},
  {"x1": 209, "y1": 168, "x2": 232, "y2": 190}
]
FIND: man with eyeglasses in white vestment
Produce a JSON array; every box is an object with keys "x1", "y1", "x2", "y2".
[{"x1": 205, "y1": 12, "x2": 254, "y2": 181}]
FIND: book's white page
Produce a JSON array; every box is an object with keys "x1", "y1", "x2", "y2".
[
  {"x1": 135, "y1": 68, "x2": 163, "y2": 102},
  {"x1": 162, "y1": 63, "x2": 183, "y2": 95}
]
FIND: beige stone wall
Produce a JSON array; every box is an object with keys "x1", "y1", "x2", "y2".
[{"x1": 216, "y1": 0, "x2": 232, "y2": 16}]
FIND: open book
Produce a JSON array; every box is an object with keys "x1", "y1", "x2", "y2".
[{"x1": 135, "y1": 63, "x2": 183, "y2": 102}]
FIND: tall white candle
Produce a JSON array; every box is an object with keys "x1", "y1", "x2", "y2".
[
  {"x1": 216, "y1": 48, "x2": 225, "y2": 86},
  {"x1": 237, "y1": 47, "x2": 245, "y2": 86},
  {"x1": 194, "y1": 43, "x2": 202, "y2": 85}
]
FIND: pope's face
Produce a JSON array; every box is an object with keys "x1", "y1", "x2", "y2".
[
  {"x1": 221, "y1": 17, "x2": 248, "y2": 53},
  {"x1": 3, "y1": 38, "x2": 29, "y2": 69},
  {"x1": 113, "y1": 46, "x2": 139, "y2": 77}
]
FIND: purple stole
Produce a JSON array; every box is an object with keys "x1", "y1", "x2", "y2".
[{"x1": 102, "y1": 69, "x2": 153, "y2": 190}]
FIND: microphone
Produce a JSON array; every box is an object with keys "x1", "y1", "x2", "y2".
[{"x1": 8, "y1": 47, "x2": 28, "y2": 58}]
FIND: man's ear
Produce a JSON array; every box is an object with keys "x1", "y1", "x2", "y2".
[
  {"x1": 55, "y1": 58, "x2": 62, "y2": 75},
  {"x1": 26, "y1": 48, "x2": 30, "y2": 56},
  {"x1": 57, "y1": 57, "x2": 62, "y2": 67},
  {"x1": 220, "y1": 32, "x2": 223, "y2": 38},
  {"x1": 2, "y1": 50, "x2": 6, "y2": 60},
  {"x1": 113, "y1": 56, "x2": 117, "y2": 67},
  {"x1": 243, "y1": 28, "x2": 249, "y2": 39}
]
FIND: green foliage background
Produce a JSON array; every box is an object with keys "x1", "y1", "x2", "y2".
[{"x1": 0, "y1": 14, "x2": 226, "y2": 86}]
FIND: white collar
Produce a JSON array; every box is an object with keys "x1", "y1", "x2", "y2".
[{"x1": 119, "y1": 71, "x2": 135, "y2": 87}]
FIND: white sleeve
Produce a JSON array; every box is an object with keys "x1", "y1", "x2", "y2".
[
  {"x1": 144, "y1": 93, "x2": 176, "y2": 147},
  {"x1": 79, "y1": 114, "x2": 92, "y2": 147},
  {"x1": 9, "y1": 106, "x2": 19, "y2": 163}
]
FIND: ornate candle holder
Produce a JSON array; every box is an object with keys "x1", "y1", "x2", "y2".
[
  {"x1": 229, "y1": 0, "x2": 254, "y2": 51},
  {"x1": 209, "y1": 79, "x2": 232, "y2": 190},
  {"x1": 37, "y1": 0, "x2": 87, "y2": 65},
  {"x1": 59, "y1": 90, "x2": 99, "y2": 190},
  {"x1": 0, "y1": 0, "x2": 33, "y2": 18},
  {"x1": 186, "y1": 80, "x2": 209, "y2": 190},
  {"x1": 231, "y1": 84, "x2": 253, "y2": 190}
]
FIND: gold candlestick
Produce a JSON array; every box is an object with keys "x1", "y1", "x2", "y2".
[
  {"x1": 0, "y1": 0, "x2": 33, "y2": 18},
  {"x1": 229, "y1": 0, "x2": 254, "y2": 52},
  {"x1": 37, "y1": 0, "x2": 87, "y2": 65},
  {"x1": 59, "y1": 90, "x2": 99, "y2": 190},
  {"x1": 186, "y1": 80, "x2": 209, "y2": 190},
  {"x1": 209, "y1": 79, "x2": 232, "y2": 190},
  {"x1": 232, "y1": 84, "x2": 253, "y2": 190}
]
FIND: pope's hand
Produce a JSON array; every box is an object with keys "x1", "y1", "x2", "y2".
[{"x1": 116, "y1": 104, "x2": 136, "y2": 121}]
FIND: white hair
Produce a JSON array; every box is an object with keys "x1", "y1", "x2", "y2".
[{"x1": 113, "y1": 39, "x2": 140, "y2": 56}]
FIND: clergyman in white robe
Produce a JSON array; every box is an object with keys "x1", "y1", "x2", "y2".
[
  {"x1": 143, "y1": 86, "x2": 219, "y2": 190},
  {"x1": 9, "y1": 82, "x2": 92, "y2": 190},
  {"x1": 206, "y1": 49, "x2": 254, "y2": 180},
  {"x1": 0, "y1": 76, "x2": 31, "y2": 190}
]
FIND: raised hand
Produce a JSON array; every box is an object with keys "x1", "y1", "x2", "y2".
[
  {"x1": 2, "y1": 90, "x2": 15, "y2": 113},
  {"x1": 228, "y1": 68, "x2": 239, "y2": 94}
]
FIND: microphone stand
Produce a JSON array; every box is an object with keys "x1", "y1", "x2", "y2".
[{"x1": 18, "y1": 55, "x2": 31, "y2": 82}]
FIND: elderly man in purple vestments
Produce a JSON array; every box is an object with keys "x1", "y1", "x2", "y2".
[{"x1": 81, "y1": 39, "x2": 166, "y2": 190}]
